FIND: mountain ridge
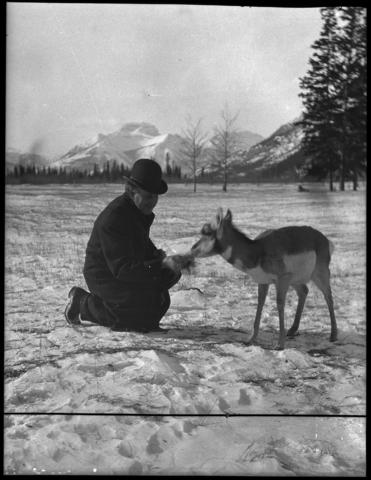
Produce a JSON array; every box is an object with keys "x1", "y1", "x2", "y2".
[
  {"x1": 6, "y1": 119, "x2": 305, "y2": 180},
  {"x1": 49, "y1": 121, "x2": 264, "y2": 175}
]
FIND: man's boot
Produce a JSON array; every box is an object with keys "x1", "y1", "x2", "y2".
[{"x1": 64, "y1": 286, "x2": 88, "y2": 325}]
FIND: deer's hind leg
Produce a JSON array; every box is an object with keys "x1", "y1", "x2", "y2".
[
  {"x1": 287, "y1": 284, "x2": 309, "y2": 338},
  {"x1": 275, "y1": 273, "x2": 293, "y2": 350},
  {"x1": 311, "y1": 266, "x2": 337, "y2": 342},
  {"x1": 246, "y1": 283, "x2": 269, "y2": 346}
]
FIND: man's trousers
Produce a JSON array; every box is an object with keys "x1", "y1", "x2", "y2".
[{"x1": 80, "y1": 268, "x2": 181, "y2": 331}]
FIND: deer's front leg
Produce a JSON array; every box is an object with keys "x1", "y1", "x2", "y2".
[
  {"x1": 275, "y1": 274, "x2": 292, "y2": 350},
  {"x1": 287, "y1": 283, "x2": 309, "y2": 337},
  {"x1": 245, "y1": 283, "x2": 269, "y2": 346}
]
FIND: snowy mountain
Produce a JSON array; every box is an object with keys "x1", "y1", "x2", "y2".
[
  {"x1": 50, "y1": 122, "x2": 187, "y2": 174},
  {"x1": 48, "y1": 122, "x2": 264, "y2": 175},
  {"x1": 218, "y1": 118, "x2": 306, "y2": 181},
  {"x1": 234, "y1": 130, "x2": 265, "y2": 151},
  {"x1": 6, "y1": 119, "x2": 306, "y2": 180}
]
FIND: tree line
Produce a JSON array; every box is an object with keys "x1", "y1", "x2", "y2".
[{"x1": 6, "y1": 159, "x2": 182, "y2": 185}]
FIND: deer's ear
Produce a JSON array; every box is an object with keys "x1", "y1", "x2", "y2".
[
  {"x1": 215, "y1": 208, "x2": 224, "y2": 228},
  {"x1": 225, "y1": 209, "x2": 232, "y2": 223}
]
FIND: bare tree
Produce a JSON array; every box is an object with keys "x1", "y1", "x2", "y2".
[
  {"x1": 181, "y1": 116, "x2": 208, "y2": 193},
  {"x1": 211, "y1": 105, "x2": 240, "y2": 192}
]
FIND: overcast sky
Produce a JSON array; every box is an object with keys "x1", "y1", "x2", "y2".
[{"x1": 6, "y1": 3, "x2": 322, "y2": 158}]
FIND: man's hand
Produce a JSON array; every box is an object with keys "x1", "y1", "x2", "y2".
[
  {"x1": 162, "y1": 253, "x2": 195, "y2": 273},
  {"x1": 155, "y1": 249, "x2": 167, "y2": 259}
]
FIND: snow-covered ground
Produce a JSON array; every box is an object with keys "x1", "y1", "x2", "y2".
[{"x1": 4, "y1": 182, "x2": 366, "y2": 475}]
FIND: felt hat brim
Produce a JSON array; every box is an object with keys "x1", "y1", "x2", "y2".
[{"x1": 122, "y1": 175, "x2": 168, "y2": 195}]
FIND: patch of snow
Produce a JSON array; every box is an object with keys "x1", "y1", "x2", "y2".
[{"x1": 3, "y1": 183, "x2": 366, "y2": 475}]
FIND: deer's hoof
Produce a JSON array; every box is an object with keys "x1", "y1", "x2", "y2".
[{"x1": 287, "y1": 329, "x2": 299, "y2": 338}]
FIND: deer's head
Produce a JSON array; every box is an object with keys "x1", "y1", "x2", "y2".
[{"x1": 191, "y1": 208, "x2": 233, "y2": 258}]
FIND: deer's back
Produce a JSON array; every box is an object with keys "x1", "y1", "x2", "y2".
[{"x1": 256, "y1": 226, "x2": 330, "y2": 256}]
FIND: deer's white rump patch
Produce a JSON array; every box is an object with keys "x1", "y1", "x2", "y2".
[{"x1": 283, "y1": 251, "x2": 316, "y2": 284}]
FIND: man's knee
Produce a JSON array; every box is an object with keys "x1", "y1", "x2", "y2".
[
  {"x1": 83, "y1": 277, "x2": 172, "y2": 329},
  {"x1": 160, "y1": 290, "x2": 171, "y2": 312}
]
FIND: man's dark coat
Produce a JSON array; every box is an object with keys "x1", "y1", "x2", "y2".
[
  {"x1": 84, "y1": 192, "x2": 163, "y2": 287},
  {"x1": 82, "y1": 193, "x2": 176, "y2": 330}
]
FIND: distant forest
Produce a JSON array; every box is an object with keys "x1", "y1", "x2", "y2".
[{"x1": 5, "y1": 160, "x2": 183, "y2": 185}]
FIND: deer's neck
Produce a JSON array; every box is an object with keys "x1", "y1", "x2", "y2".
[{"x1": 219, "y1": 227, "x2": 261, "y2": 269}]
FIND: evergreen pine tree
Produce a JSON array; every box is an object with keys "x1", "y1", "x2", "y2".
[
  {"x1": 299, "y1": 7, "x2": 340, "y2": 191},
  {"x1": 165, "y1": 152, "x2": 172, "y2": 177},
  {"x1": 335, "y1": 7, "x2": 367, "y2": 190},
  {"x1": 111, "y1": 159, "x2": 118, "y2": 181},
  {"x1": 299, "y1": 6, "x2": 366, "y2": 191}
]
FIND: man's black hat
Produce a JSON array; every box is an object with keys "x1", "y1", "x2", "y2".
[{"x1": 124, "y1": 158, "x2": 168, "y2": 194}]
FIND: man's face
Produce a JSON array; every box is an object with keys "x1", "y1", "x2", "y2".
[{"x1": 133, "y1": 186, "x2": 159, "y2": 215}]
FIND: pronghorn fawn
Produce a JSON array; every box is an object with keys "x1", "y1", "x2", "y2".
[{"x1": 190, "y1": 208, "x2": 337, "y2": 350}]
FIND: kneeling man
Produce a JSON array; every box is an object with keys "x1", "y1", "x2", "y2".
[{"x1": 64, "y1": 158, "x2": 181, "y2": 332}]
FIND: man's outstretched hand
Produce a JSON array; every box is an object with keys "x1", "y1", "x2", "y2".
[{"x1": 162, "y1": 253, "x2": 195, "y2": 273}]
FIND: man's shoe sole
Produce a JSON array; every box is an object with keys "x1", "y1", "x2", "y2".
[{"x1": 64, "y1": 287, "x2": 83, "y2": 325}]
